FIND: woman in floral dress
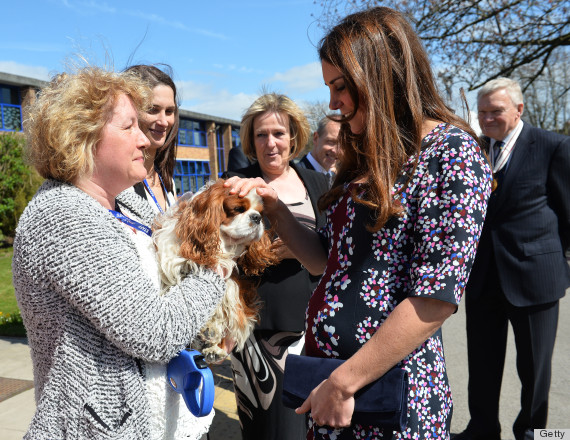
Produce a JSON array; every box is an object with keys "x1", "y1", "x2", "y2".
[{"x1": 226, "y1": 6, "x2": 492, "y2": 439}]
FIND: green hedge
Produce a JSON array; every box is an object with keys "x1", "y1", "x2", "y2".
[
  {"x1": 0, "y1": 133, "x2": 43, "y2": 243},
  {"x1": 0, "y1": 247, "x2": 25, "y2": 336}
]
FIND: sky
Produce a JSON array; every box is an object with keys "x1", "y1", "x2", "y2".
[{"x1": 1, "y1": 0, "x2": 334, "y2": 121}]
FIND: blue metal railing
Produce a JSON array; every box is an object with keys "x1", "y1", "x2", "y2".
[
  {"x1": 217, "y1": 131, "x2": 225, "y2": 177},
  {"x1": 232, "y1": 133, "x2": 241, "y2": 149},
  {"x1": 0, "y1": 104, "x2": 22, "y2": 131}
]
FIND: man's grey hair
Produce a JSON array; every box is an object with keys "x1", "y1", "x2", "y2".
[
  {"x1": 477, "y1": 77, "x2": 524, "y2": 108},
  {"x1": 316, "y1": 114, "x2": 340, "y2": 137}
]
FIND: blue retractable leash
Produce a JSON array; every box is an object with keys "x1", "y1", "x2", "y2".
[{"x1": 167, "y1": 349, "x2": 215, "y2": 417}]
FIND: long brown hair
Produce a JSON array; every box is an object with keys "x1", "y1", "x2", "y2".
[
  {"x1": 318, "y1": 7, "x2": 477, "y2": 231},
  {"x1": 124, "y1": 64, "x2": 179, "y2": 193}
]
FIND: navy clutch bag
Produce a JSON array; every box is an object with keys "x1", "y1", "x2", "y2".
[{"x1": 282, "y1": 354, "x2": 408, "y2": 431}]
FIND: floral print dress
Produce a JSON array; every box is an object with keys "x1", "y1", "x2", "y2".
[{"x1": 305, "y1": 124, "x2": 492, "y2": 439}]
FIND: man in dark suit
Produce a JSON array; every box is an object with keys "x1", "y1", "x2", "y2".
[
  {"x1": 454, "y1": 78, "x2": 570, "y2": 440},
  {"x1": 297, "y1": 116, "x2": 340, "y2": 186},
  {"x1": 226, "y1": 144, "x2": 253, "y2": 172}
]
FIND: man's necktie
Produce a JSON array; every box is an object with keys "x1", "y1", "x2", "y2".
[
  {"x1": 493, "y1": 140, "x2": 505, "y2": 159},
  {"x1": 492, "y1": 140, "x2": 506, "y2": 191}
]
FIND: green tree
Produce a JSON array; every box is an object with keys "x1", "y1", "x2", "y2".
[{"x1": 0, "y1": 133, "x2": 43, "y2": 243}]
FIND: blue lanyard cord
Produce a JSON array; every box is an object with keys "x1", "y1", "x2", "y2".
[
  {"x1": 143, "y1": 172, "x2": 170, "y2": 213},
  {"x1": 108, "y1": 209, "x2": 152, "y2": 237}
]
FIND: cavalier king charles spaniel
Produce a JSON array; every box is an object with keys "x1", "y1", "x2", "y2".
[{"x1": 152, "y1": 179, "x2": 279, "y2": 363}]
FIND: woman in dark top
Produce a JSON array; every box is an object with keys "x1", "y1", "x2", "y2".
[
  {"x1": 225, "y1": 7, "x2": 492, "y2": 439},
  {"x1": 224, "y1": 93, "x2": 328, "y2": 440}
]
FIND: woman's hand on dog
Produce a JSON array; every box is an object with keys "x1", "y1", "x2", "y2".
[
  {"x1": 214, "y1": 264, "x2": 230, "y2": 279},
  {"x1": 224, "y1": 177, "x2": 280, "y2": 215},
  {"x1": 221, "y1": 336, "x2": 236, "y2": 354},
  {"x1": 225, "y1": 176, "x2": 327, "y2": 275}
]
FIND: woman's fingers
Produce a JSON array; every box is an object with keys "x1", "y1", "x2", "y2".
[
  {"x1": 224, "y1": 177, "x2": 279, "y2": 212},
  {"x1": 220, "y1": 336, "x2": 236, "y2": 354},
  {"x1": 295, "y1": 396, "x2": 311, "y2": 415},
  {"x1": 305, "y1": 379, "x2": 354, "y2": 429},
  {"x1": 224, "y1": 176, "x2": 267, "y2": 197}
]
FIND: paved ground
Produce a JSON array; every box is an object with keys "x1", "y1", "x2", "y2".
[
  {"x1": 0, "y1": 341, "x2": 242, "y2": 440},
  {"x1": 1, "y1": 293, "x2": 568, "y2": 439},
  {"x1": 443, "y1": 294, "x2": 570, "y2": 438}
]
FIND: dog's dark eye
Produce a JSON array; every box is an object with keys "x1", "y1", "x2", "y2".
[{"x1": 233, "y1": 206, "x2": 246, "y2": 213}]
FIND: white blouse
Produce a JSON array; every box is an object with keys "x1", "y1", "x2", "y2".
[{"x1": 121, "y1": 216, "x2": 214, "y2": 440}]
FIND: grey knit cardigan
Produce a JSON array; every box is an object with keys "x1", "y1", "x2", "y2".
[{"x1": 12, "y1": 180, "x2": 225, "y2": 439}]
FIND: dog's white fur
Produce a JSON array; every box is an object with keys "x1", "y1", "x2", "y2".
[{"x1": 152, "y1": 180, "x2": 272, "y2": 363}]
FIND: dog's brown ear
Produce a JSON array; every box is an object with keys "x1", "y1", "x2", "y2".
[
  {"x1": 152, "y1": 200, "x2": 189, "y2": 233},
  {"x1": 235, "y1": 276, "x2": 262, "y2": 323},
  {"x1": 239, "y1": 232, "x2": 281, "y2": 276},
  {"x1": 176, "y1": 188, "x2": 224, "y2": 269}
]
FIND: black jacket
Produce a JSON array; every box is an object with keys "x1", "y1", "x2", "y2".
[{"x1": 467, "y1": 124, "x2": 570, "y2": 306}]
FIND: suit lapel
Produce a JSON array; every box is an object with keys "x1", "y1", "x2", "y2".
[
  {"x1": 291, "y1": 161, "x2": 327, "y2": 228},
  {"x1": 301, "y1": 155, "x2": 316, "y2": 171}
]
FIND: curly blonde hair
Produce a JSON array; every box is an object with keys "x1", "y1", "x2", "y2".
[
  {"x1": 25, "y1": 66, "x2": 151, "y2": 183},
  {"x1": 240, "y1": 93, "x2": 310, "y2": 162}
]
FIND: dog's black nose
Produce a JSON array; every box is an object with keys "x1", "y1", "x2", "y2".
[{"x1": 250, "y1": 213, "x2": 262, "y2": 224}]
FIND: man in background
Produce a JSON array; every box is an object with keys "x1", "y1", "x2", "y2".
[
  {"x1": 226, "y1": 144, "x2": 253, "y2": 172},
  {"x1": 455, "y1": 78, "x2": 570, "y2": 440},
  {"x1": 297, "y1": 116, "x2": 340, "y2": 186}
]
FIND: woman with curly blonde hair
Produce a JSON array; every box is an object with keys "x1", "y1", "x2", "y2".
[{"x1": 14, "y1": 66, "x2": 225, "y2": 439}]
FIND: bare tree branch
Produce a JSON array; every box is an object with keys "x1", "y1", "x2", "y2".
[{"x1": 313, "y1": 0, "x2": 570, "y2": 129}]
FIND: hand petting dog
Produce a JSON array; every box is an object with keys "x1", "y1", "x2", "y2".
[{"x1": 153, "y1": 179, "x2": 280, "y2": 363}]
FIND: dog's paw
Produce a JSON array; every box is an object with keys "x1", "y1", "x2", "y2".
[
  {"x1": 202, "y1": 346, "x2": 230, "y2": 364},
  {"x1": 190, "y1": 334, "x2": 228, "y2": 364}
]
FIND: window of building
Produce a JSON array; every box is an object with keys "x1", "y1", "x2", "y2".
[
  {"x1": 216, "y1": 129, "x2": 225, "y2": 177},
  {"x1": 0, "y1": 85, "x2": 22, "y2": 131},
  {"x1": 178, "y1": 119, "x2": 207, "y2": 147},
  {"x1": 232, "y1": 127, "x2": 241, "y2": 149},
  {"x1": 0, "y1": 86, "x2": 19, "y2": 104},
  {"x1": 174, "y1": 160, "x2": 211, "y2": 196}
]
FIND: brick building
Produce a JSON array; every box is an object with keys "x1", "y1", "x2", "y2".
[{"x1": 0, "y1": 71, "x2": 242, "y2": 195}]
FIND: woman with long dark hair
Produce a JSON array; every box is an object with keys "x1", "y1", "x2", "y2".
[
  {"x1": 125, "y1": 64, "x2": 179, "y2": 212},
  {"x1": 226, "y1": 7, "x2": 492, "y2": 439}
]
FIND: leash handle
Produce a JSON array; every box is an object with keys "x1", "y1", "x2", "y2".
[{"x1": 167, "y1": 349, "x2": 215, "y2": 417}]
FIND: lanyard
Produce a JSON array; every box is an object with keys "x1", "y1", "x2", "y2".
[
  {"x1": 143, "y1": 172, "x2": 170, "y2": 213},
  {"x1": 108, "y1": 209, "x2": 152, "y2": 237}
]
